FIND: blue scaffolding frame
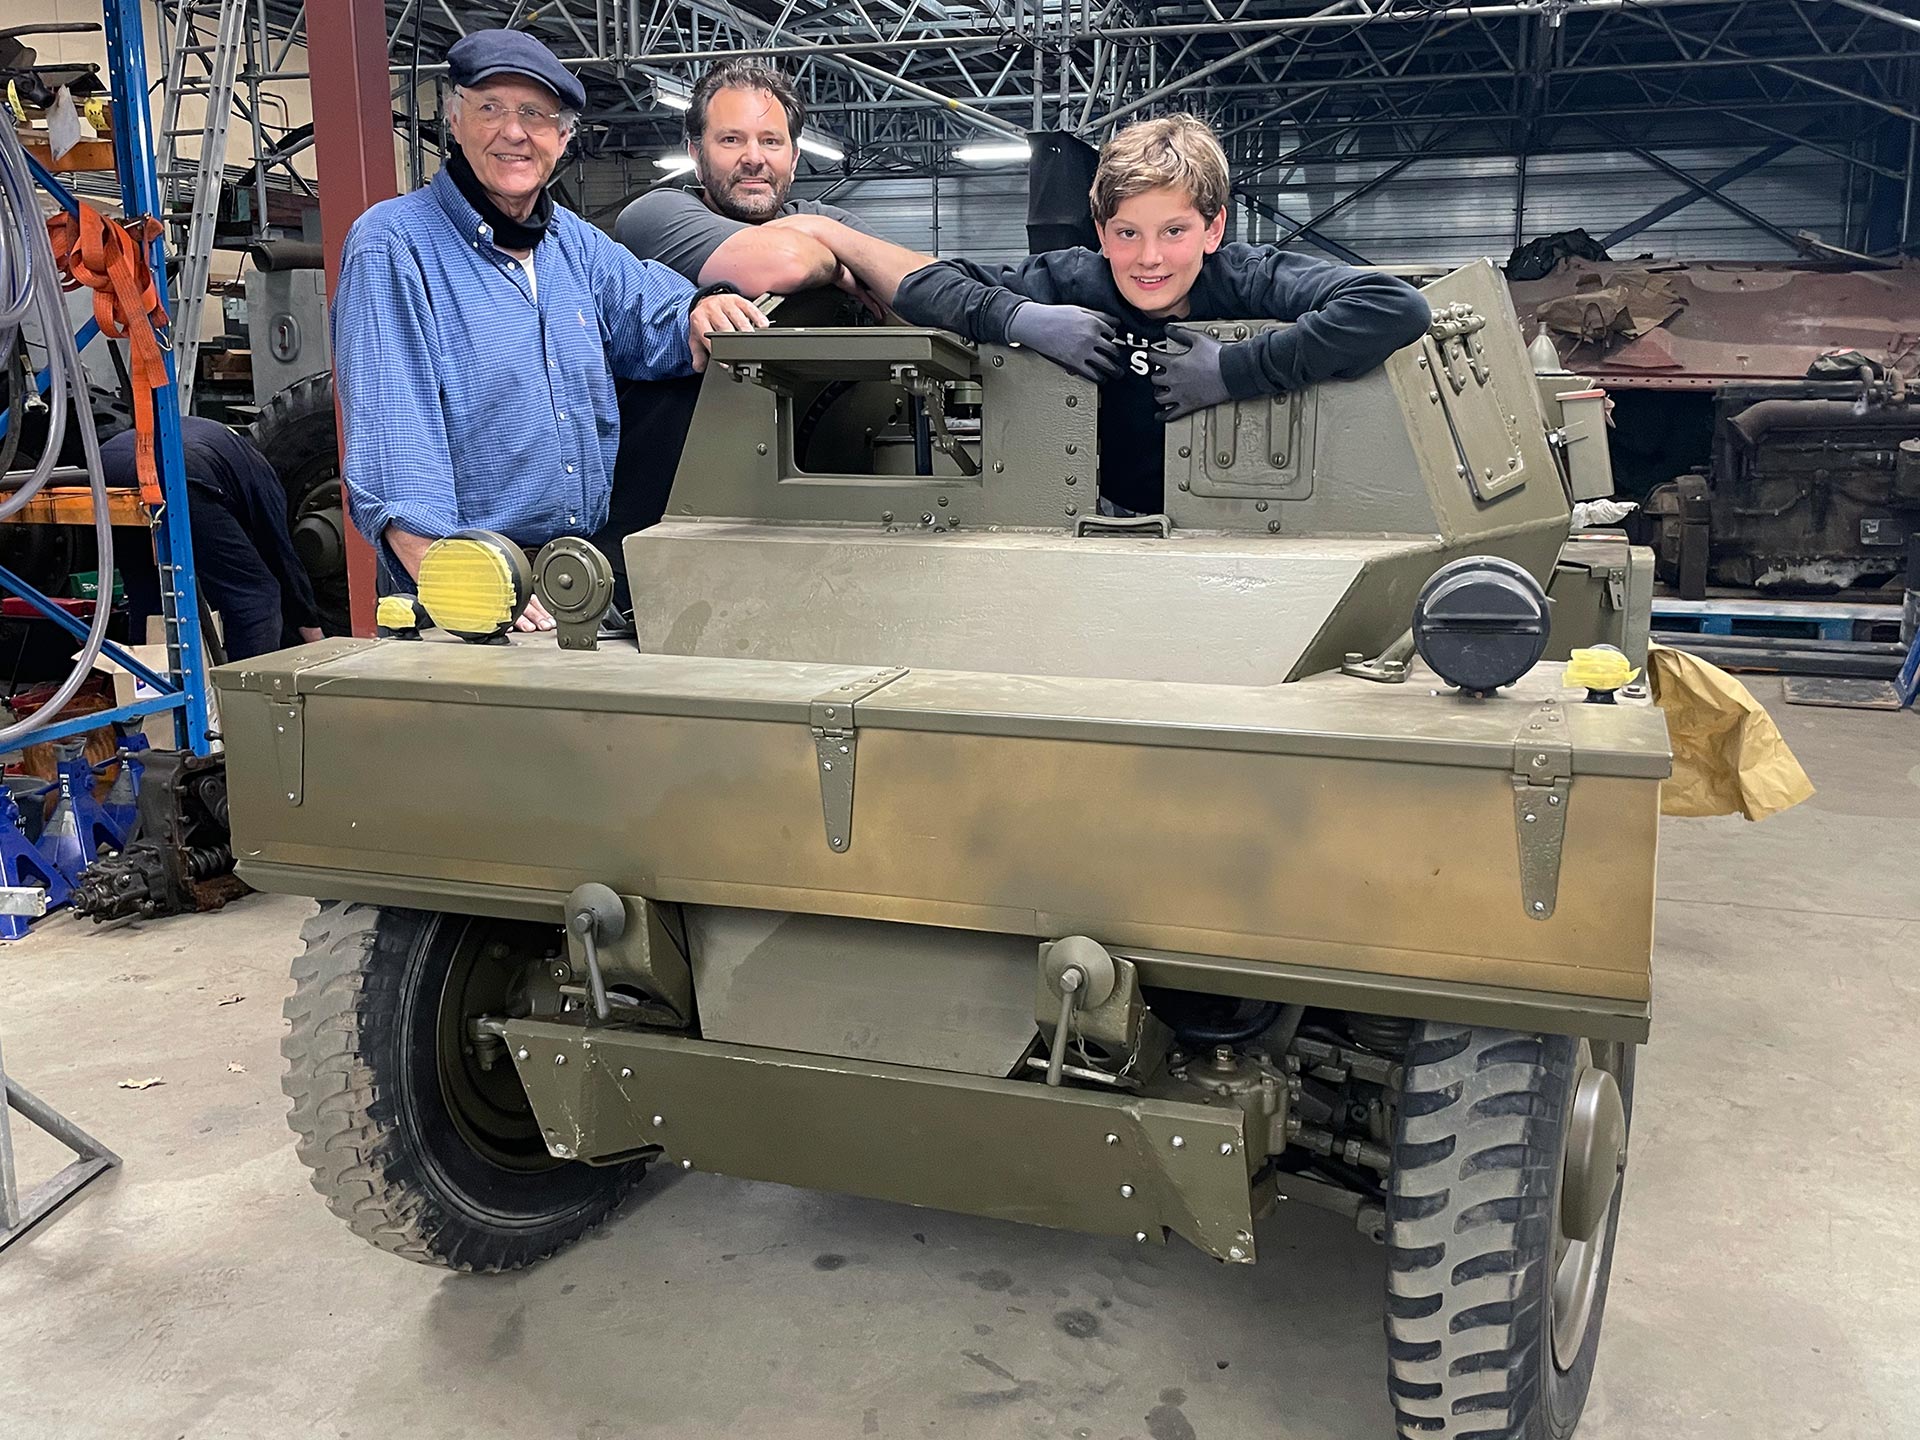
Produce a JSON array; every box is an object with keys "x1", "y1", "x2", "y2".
[{"x1": 1, "y1": 0, "x2": 213, "y2": 758}]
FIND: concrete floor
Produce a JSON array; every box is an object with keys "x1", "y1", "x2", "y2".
[{"x1": 2, "y1": 678, "x2": 1915, "y2": 1440}]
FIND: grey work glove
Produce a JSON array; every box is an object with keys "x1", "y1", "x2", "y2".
[
  {"x1": 1005, "y1": 301, "x2": 1123, "y2": 383},
  {"x1": 1152, "y1": 331, "x2": 1236, "y2": 421}
]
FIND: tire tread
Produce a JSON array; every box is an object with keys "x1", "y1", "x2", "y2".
[
  {"x1": 281, "y1": 901, "x2": 635, "y2": 1272},
  {"x1": 1384, "y1": 1021, "x2": 1585, "y2": 1440}
]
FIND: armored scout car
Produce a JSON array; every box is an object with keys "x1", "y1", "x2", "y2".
[{"x1": 217, "y1": 260, "x2": 1667, "y2": 1438}]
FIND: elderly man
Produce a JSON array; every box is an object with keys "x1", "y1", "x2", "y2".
[{"x1": 332, "y1": 29, "x2": 760, "y2": 630}]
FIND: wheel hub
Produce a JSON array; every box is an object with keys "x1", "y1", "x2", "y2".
[
  {"x1": 1561, "y1": 1066, "x2": 1627, "y2": 1242},
  {"x1": 434, "y1": 920, "x2": 566, "y2": 1173},
  {"x1": 1550, "y1": 1040, "x2": 1628, "y2": 1370},
  {"x1": 292, "y1": 501, "x2": 347, "y2": 579}
]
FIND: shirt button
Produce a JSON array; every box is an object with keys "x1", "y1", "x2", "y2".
[
  {"x1": 558, "y1": 411, "x2": 567, "y2": 420},
  {"x1": 567, "y1": 514, "x2": 577, "y2": 525},
  {"x1": 566, "y1": 463, "x2": 575, "y2": 474}
]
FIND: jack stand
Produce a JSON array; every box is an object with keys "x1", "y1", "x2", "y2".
[
  {"x1": 0, "y1": 790, "x2": 69, "y2": 941},
  {"x1": 2, "y1": 894, "x2": 122, "y2": 1252},
  {"x1": 101, "y1": 735, "x2": 150, "y2": 837},
  {"x1": 43, "y1": 742, "x2": 131, "y2": 887}
]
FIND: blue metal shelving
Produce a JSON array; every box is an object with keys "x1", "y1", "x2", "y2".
[{"x1": 2, "y1": 0, "x2": 213, "y2": 758}]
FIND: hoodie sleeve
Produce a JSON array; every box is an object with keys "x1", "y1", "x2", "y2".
[
  {"x1": 891, "y1": 252, "x2": 1085, "y2": 344},
  {"x1": 1208, "y1": 245, "x2": 1432, "y2": 401}
]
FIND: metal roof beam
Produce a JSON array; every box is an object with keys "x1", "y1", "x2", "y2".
[
  {"x1": 1593, "y1": 123, "x2": 1807, "y2": 249},
  {"x1": 1600, "y1": 137, "x2": 1796, "y2": 245}
]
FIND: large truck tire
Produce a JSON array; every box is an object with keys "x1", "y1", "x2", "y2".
[
  {"x1": 281, "y1": 900, "x2": 642, "y2": 1271},
  {"x1": 1384, "y1": 1023, "x2": 1634, "y2": 1439},
  {"x1": 252, "y1": 372, "x2": 350, "y2": 634}
]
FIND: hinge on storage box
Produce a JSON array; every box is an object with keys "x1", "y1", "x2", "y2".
[
  {"x1": 1512, "y1": 703, "x2": 1571, "y2": 920},
  {"x1": 808, "y1": 667, "x2": 908, "y2": 853},
  {"x1": 268, "y1": 682, "x2": 304, "y2": 806}
]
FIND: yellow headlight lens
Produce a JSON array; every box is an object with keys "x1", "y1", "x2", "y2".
[
  {"x1": 418, "y1": 536, "x2": 522, "y2": 638},
  {"x1": 1565, "y1": 646, "x2": 1640, "y2": 691}
]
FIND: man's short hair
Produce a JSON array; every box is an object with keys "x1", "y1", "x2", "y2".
[
  {"x1": 1090, "y1": 114, "x2": 1231, "y2": 225},
  {"x1": 685, "y1": 61, "x2": 807, "y2": 145}
]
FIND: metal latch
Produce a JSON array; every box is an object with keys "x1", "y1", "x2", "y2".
[
  {"x1": 1512, "y1": 704, "x2": 1571, "y2": 920},
  {"x1": 894, "y1": 365, "x2": 981, "y2": 476},
  {"x1": 808, "y1": 667, "x2": 908, "y2": 853}
]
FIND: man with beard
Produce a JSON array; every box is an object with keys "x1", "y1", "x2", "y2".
[
  {"x1": 615, "y1": 61, "x2": 886, "y2": 296},
  {"x1": 601, "y1": 64, "x2": 930, "y2": 582}
]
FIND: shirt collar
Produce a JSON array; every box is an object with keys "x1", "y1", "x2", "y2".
[{"x1": 430, "y1": 167, "x2": 498, "y2": 250}]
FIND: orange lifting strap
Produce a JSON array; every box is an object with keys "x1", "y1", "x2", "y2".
[{"x1": 46, "y1": 204, "x2": 172, "y2": 508}]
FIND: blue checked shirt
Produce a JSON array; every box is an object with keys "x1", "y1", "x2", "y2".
[{"x1": 331, "y1": 168, "x2": 696, "y2": 565}]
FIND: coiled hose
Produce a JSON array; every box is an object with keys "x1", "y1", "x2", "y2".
[{"x1": 0, "y1": 114, "x2": 119, "y2": 748}]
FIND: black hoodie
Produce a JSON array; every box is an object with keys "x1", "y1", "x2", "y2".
[{"x1": 893, "y1": 244, "x2": 1431, "y2": 515}]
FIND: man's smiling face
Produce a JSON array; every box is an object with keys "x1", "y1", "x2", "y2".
[
  {"x1": 1095, "y1": 185, "x2": 1227, "y2": 318},
  {"x1": 449, "y1": 77, "x2": 570, "y2": 222},
  {"x1": 693, "y1": 85, "x2": 797, "y2": 222}
]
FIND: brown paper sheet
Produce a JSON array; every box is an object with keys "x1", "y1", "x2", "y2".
[
  {"x1": 1535, "y1": 271, "x2": 1684, "y2": 347},
  {"x1": 1647, "y1": 644, "x2": 1815, "y2": 820}
]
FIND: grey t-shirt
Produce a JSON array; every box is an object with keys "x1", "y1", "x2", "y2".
[{"x1": 613, "y1": 184, "x2": 876, "y2": 283}]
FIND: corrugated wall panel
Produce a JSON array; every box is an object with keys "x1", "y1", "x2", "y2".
[
  {"x1": 788, "y1": 172, "x2": 1033, "y2": 263},
  {"x1": 588, "y1": 147, "x2": 1844, "y2": 268},
  {"x1": 1248, "y1": 146, "x2": 1846, "y2": 265}
]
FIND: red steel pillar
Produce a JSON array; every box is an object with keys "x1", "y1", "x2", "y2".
[{"x1": 307, "y1": 0, "x2": 398, "y2": 637}]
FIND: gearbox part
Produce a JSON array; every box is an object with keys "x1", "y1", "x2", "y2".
[
  {"x1": 533, "y1": 537, "x2": 616, "y2": 651},
  {"x1": 1412, "y1": 555, "x2": 1551, "y2": 694},
  {"x1": 71, "y1": 752, "x2": 245, "y2": 922},
  {"x1": 416, "y1": 529, "x2": 533, "y2": 642}
]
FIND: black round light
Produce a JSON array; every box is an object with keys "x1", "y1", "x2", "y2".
[{"x1": 1412, "y1": 556, "x2": 1551, "y2": 694}]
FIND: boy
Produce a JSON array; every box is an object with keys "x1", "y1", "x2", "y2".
[{"x1": 887, "y1": 114, "x2": 1432, "y2": 516}]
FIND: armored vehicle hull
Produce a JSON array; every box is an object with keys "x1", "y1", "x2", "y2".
[{"x1": 222, "y1": 261, "x2": 1664, "y2": 1439}]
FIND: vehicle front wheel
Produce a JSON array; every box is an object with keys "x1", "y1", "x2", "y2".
[
  {"x1": 1384, "y1": 1023, "x2": 1634, "y2": 1438},
  {"x1": 281, "y1": 901, "x2": 642, "y2": 1271}
]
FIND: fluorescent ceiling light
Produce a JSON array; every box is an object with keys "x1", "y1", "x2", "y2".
[
  {"x1": 798, "y1": 135, "x2": 845, "y2": 163},
  {"x1": 652, "y1": 74, "x2": 691, "y2": 111},
  {"x1": 654, "y1": 153, "x2": 696, "y2": 176},
  {"x1": 954, "y1": 141, "x2": 1031, "y2": 164}
]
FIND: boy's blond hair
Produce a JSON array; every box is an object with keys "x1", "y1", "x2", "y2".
[{"x1": 1089, "y1": 114, "x2": 1230, "y2": 226}]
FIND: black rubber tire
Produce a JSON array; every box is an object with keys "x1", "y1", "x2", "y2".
[
  {"x1": 281, "y1": 900, "x2": 641, "y2": 1271},
  {"x1": 1384, "y1": 1023, "x2": 1635, "y2": 1439},
  {"x1": 251, "y1": 371, "x2": 350, "y2": 634}
]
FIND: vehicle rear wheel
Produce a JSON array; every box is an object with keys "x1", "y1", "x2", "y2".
[
  {"x1": 281, "y1": 900, "x2": 642, "y2": 1271},
  {"x1": 1384, "y1": 1023, "x2": 1634, "y2": 1439},
  {"x1": 252, "y1": 372, "x2": 350, "y2": 635}
]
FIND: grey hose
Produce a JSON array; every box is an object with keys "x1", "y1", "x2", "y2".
[
  {"x1": 0, "y1": 117, "x2": 119, "y2": 747},
  {"x1": 0, "y1": 123, "x2": 69, "y2": 506}
]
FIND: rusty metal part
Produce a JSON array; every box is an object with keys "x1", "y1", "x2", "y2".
[{"x1": 1512, "y1": 261, "x2": 1920, "y2": 391}]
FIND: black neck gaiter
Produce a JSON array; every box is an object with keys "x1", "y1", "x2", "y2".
[{"x1": 446, "y1": 146, "x2": 553, "y2": 250}]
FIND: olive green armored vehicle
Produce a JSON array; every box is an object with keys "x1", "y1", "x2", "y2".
[{"x1": 216, "y1": 259, "x2": 1665, "y2": 1439}]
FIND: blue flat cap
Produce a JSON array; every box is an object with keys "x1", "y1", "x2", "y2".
[{"x1": 447, "y1": 30, "x2": 586, "y2": 113}]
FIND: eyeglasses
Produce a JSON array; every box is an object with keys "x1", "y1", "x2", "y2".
[{"x1": 461, "y1": 95, "x2": 570, "y2": 137}]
